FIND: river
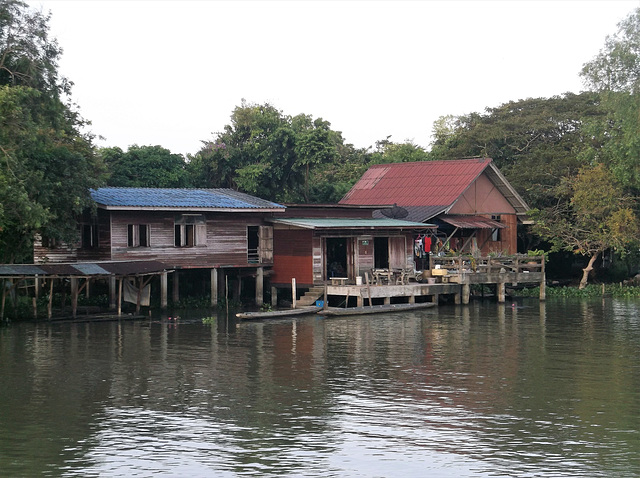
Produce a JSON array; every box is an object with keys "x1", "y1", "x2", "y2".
[{"x1": 0, "y1": 298, "x2": 639, "y2": 477}]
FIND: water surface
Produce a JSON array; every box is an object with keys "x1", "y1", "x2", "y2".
[{"x1": 1, "y1": 299, "x2": 638, "y2": 477}]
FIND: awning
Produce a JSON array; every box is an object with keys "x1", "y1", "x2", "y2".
[
  {"x1": 439, "y1": 215, "x2": 506, "y2": 229},
  {"x1": 271, "y1": 217, "x2": 436, "y2": 230}
]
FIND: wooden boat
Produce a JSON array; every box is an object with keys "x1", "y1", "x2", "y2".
[
  {"x1": 236, "y1": 306, "x2": 322, "y2": 320},
  {"x1": 318, "y1": 302, "x2": 436, "y2": 316}
]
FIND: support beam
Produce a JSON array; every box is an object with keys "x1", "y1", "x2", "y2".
[
  {"x1": 109, "y1": 276, "x2": 117, "y2": 310},
  {"x1": 117, "y1": 278, "x2": 123, "y2": 316},
  {"x1": 161, "y1": 272, "x2": 168, "y2": 310},
  {"x1": 271, "y1": 286, "x2": 278, "y2": 307},
  {"x1": 210, "y1": 269, "x2": 218, "y2": 307},
  {"x1": 70, "y1": 277, "x2": 78, "y2": 318},
  {"x1": 462, "y1": 283, "x2": 470, "y2": 305},
  {"x1": 172, "y1": 271, "x2": 180, "y2": 304},
  {"x1": 255, "y1": 267, "x2": 264, "y2": 306},
  {"x1": 497, "y1": 281, "x2": 506, "y2": 303}
]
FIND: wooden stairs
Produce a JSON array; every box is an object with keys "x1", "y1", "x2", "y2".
[{"x1": 297, "y1": 287, "x2": 325, "y2": 307}]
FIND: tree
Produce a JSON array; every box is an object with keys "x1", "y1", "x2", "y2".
[
  {"x1": 581, "y1": 7, "x2": 640, "y2": 191},
  {"x1": 0, "y1": 2, "x2": 104, "y2": 263},
  {"x1": 531, "y1": 164, "x2": 639, "y2": 288},
  {"x1": 189, "y1": 100, "x2": 346, "y2": 203},
  {"x1": 0, "y1": 0, "x2": 68, "y2": 96},
  {"x1": 428, "y1": 93, "x2": 607, "y2": 210},
  {"x1": 101, "y1": 145, "x2": 188, "y2": 188}
]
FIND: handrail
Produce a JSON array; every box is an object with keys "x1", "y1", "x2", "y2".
[{"x1": 429, "y1": 253, "x2": 544, "y2": 274}]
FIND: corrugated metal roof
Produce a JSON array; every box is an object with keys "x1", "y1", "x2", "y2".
[
  {"x1": 0, "y1": 261, "x2": 169, "y2": 277},
  {"x1": 439, "y1": 215, "x2": 506, "y2": 229},
  {"x1": 90, "y1": 187, "x2": 285, "y2": 210},
  {"x1": 341, "y1": 158, "x2": 491, "y2": 207},
  {"x1": 272, "y1": 218, "x2": 434, "y2": 229}
]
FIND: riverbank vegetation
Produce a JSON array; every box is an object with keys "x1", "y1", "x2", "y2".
[{"x1": 3, "y1": 1, "x2": 640, "y2": 288}]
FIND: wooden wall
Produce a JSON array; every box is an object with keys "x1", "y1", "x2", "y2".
[
  {"x1": 272, "y1": 228, "x2": 314, "y2": 287},
  {"x1": 35, "y1": 209, "x2": 276, "y2": 269}
]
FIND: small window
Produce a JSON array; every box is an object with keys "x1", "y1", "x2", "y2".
[
  {"x1": 491, "y1": 215, "x2": 501, "y2": 242},
  {"x1": 81, "y1": 224, "x2": 98, "y2": 248},
  {"x1": 128, "y1": 224, "x2": 150, "y2": 247},
  {"x1": 174, "y1": 215, "x2": 205, "y2": 247}
]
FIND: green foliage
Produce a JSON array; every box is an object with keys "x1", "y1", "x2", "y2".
[
  {"x1": 101, "y1": 145, "x2": 188, "y2": 187},
  {"x1": 0, "y1": 2, "x2": 105, "y2": 263},
  {"x1": 515, "y1": 283, "x2": 640, "y2": 299},
  {"x1": 429, "y1": 93, "x2": 606, "y2": 210}
]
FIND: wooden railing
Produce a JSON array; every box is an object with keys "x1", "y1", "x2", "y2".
[{"x1": 429, "y1": 254, "x2": 545, "y2": 275}]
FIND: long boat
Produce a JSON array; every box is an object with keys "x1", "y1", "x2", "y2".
[
  {"x1": 318, "y1": 302, "x2": 436, "y2": 316},
  {"x1": 236, "y1": 306, "x2": 322, "y2": 320}
]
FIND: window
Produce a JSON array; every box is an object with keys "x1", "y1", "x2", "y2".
[
  {"x1": 491, "y1": 215, "x2": 501, "y2": 242},
  {"x1": 81, "y1": 224, "x2": 98, "y2": 248},
  {"x1": 128, "y1": 224, "x2": 150, "y2": 247},
  {"x1": 174, "y1": 214, "x2": 206, "y2": 247}
]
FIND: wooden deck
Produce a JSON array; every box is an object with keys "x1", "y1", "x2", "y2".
[{"x1": 324, "y1": 254, "x2": 546, "y2": 305}]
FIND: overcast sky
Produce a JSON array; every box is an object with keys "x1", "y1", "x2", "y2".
[{"x1": 27, "y1": 0, "x2": 640, "y2": 157}]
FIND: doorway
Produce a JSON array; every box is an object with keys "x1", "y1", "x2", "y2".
[
  {"x1": 326, "y1": 238, "x2": 348, "y2": 278},
  {"x1": 374, "y1": 237, "x2": 389, "y2": 269}
]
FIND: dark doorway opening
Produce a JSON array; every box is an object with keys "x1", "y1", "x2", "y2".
[
  {"x1": 248, "y1": 226, "x2": 259, "y2": 263},
  {"x1": 326, "y1": 238, "x2": 347, "y2": 278},
  {"x1": 374, "y1": 237, "x2": 389, "y2": 269}
]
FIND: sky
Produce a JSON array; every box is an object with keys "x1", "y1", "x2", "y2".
[{"x1": 27, "y1": 0, "x2": 640, "y2": 157}]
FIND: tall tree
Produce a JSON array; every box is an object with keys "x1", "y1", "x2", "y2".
[
  {"x1": 428, "y1": 93, "x2": 606, "y2": 210},
  {"x1": 581, "y1": 7, "x2": 640, "y2": 191},
  {"x1": 531, "y1": 164, "x2": 639, "y2": 288},
  {"x1": 0, "y1": 1, "x2": 104, "y2": 262},
  {"x1": 189, "y1": 100, "x2": 345, "y2": 203}
]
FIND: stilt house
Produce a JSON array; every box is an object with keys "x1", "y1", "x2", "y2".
[{"x1": 34, "y1": 187, "x2": 285, "y2": 307}]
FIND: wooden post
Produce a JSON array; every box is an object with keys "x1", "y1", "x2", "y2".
[
  {"x1": 48, "y1": 280, "x2": 54, "y2": 319},
  {"x1": 539, "y1": 255, "x2": 546, "y2": 301},
  {"x1": 292, "y1": 278, "x2": 297, "y2": 309},
  {"x1": 172, "y1": 271, "x2": 180, "y2": 304},
  {"x1": 497, "y1": 281, "x2": 506, "y2": 303},
  {"x1": 34, "y1": 275, "x2": 40, "y2": 299},
  {"x1": 70, "y1": 277, "x2": 78, "y2": 318},
  {"x1": 135, "y1": 277, "x2": 142, "y2": 314},
  {"x1": 117, "y1": 278, "x2": 123, "y2": 316},
  {"x1": 323, "y1": 282, "x2": 327, "y2": 310},
  {"x1": 462, "y1": 283, "x2": 470, "y2": 305},
  {"x1": 364, "y1": 271, "x2": 373, "y2": 307},
  {"x1": 1, "y1": 280, "x2": 8, "y2": 321},
  {"x1": 256, "y1": 267, "x2": 264, "y2": 307},
  {"x1": 109, "y1": 275, "x2": 117, "y2": 309},
  {"x1": 210, "y1": 269, "x2": 217, "y2": 307},
  {"x1": 161, "y1": 272, "x2": 168, "y2": 310},
  {"x1": 271, "y1": 286, "x2": 278, "y2": 308}
]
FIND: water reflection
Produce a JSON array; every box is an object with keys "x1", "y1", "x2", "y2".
[{"x1": 0, "y1": 299, "x2": 639, "y2": 477}]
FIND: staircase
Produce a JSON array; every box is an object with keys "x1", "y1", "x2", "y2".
[{"x1": 297, "y1": 287, "x2": 325, "y2": 307}]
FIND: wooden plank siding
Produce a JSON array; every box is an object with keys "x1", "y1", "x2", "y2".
[
  {"x1": 36, "y1": 210, "x2": 276, "y2": 270},
  {"x1": 272, "y1": 228, "x2": 314, "y2": 287}
]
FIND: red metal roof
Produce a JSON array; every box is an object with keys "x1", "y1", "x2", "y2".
[{"x1": 340, "y1": 158, "x2": 492, "y2": 208}]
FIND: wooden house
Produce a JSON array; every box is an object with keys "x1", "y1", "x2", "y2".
[
  {"x1": 269, "y1": 204, "x2": 434, "y2": 305},
  {"x1": 34, "y1": 187, "x2": 285, "y2": 306},
  {"x1": 339, "y1": 158, "x2": 530, "y2": 256}
]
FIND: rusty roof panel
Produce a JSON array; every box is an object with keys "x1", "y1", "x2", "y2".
[{"x1": 340, "y1": 158, "x2": 491, "y2": 208}]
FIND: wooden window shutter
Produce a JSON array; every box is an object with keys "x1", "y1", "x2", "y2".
[
  {"x1": 258, "y1": 226, "x2": 273, "y2": 263},
  {"x1": 196, "y1": 223, "x2": 207, "y2": 246}
]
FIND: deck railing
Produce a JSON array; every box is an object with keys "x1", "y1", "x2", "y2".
[{"x1": 429, "y1": 253, "x2": 545, "y2": 275}]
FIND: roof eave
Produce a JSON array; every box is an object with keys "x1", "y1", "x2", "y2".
[{"x1": 97, "y1": 205, "x2": 285, "y2": 213}]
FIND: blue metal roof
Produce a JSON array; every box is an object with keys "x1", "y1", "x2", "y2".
[{"x1": 90, "y1": 188, "x2": 285, "y2": 210}]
